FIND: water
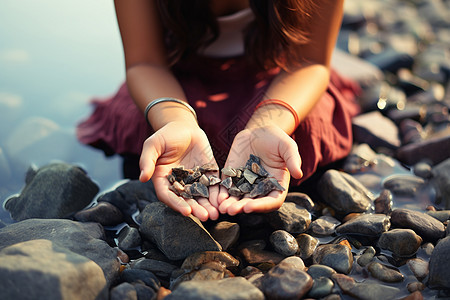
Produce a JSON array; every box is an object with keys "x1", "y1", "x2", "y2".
[{"x1": 0, "y1": 0, "x2": 126, "y2": 223}]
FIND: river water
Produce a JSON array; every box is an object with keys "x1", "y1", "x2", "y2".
[{"x1": 0, "y1": 0, "x2": 125, "y2": 222}]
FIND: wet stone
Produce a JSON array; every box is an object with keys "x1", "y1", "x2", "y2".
[
  {"x1": 306, "y1": 264, "x2": 336, "y2": 279},
  {"x1": 110, "y1": 282, "x2": 137, "y2": 300},
  {"x1": 180, "y1": 251, "x2": 239, "y2": 271},
  {"x1": 383, "y1": 175, "x2": 425, "y2": 197},
  {"x1": 428, "y1": 236, "x2": 450, "y2": 289},
  {"x1": 318, "y1": 169, "x2": 373, "y2": 215},
  {"x1": 260, "y1": 256, "x2": 312, "y2": 300},
  {"x1": 269, "y1": 230, "x2": 299, "y2": 256},
  {"x1": 117, "y1": 226, "x2": 142, "y2": 251},
  {"x1": 267, "y1": 202, "x2": 311, "y2": 234},
  {"x1": 209, "y1": 221, "x2": 240, "y2": 251},
  {"x1": 406, "y1": 258, "x2": 429, "y2": 281},
  {"x1": 74, "y1": 202, "x2": 124, "y2": 226},
  {"x1": 313, "y1": 244, "x2": 353, "y2": 274},
  {"x1": 120, "y1": 268, "x2": 160, "y2": 292},
  {"x1": 374, "y1": 189, "x2": 393, "y2": 214},
  {"x1": 295, "y1": 234, "x2": 319, "y2": 260},
  {"x1": 407, "y1": 282, "x2": 426, "y2": 293},
  {"x1": 336, "y1": 214, "x2": 391, "y2": 236},
  {"x1": 239, "y1": 240, "x2": 285, "y2": 265},
  {"x1": 309, "y1": 216, "x2": 341, "y2": 236},
  {"x1": 357, "y1": 246, "x2": 376, "y2": 267},
  {"x1": 367, "y1": 262, "x2": 404, "y2": 283},
  {"x1": 307, "y1": 277, "x2": 334, "y2": 299},
  {"x1": 285, "y1": 192, "x2": 315, "y2": 211},
  {"x1": 377, "y1": 229, "x2": 423, "y2": 258},
  {"x1": 390, "y1": 208, "x2": 445, "y2": 242},
  {"x1": 131, "y1": 258, "x2": 178, "y2": 280}
]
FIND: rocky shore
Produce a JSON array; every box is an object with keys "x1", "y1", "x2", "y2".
[{"x1": 1, "y1": 0, "x2": 450, "y2": 299}]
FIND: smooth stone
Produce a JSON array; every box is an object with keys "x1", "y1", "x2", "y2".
[
  {"x1": 261, "y1": 256, "x2": 312, "y2": 300},
  {"x1": 0, "y1": 219, "x2": 120, "y2": 285},
  {"x1": 401, "y1": 291, "x2": 424, "y2": 300},
  {"x1": 133, "y1": 283, "x2": 157, "y2": 300},
  {"x1": 336, "y1": 214, "x2": 390, "y2": 236},
  {"x1": 120, "y1": 268, "x2": 160, "y2": 292},
  {"x1": 377, "y1": 229, "x2": 423, "y2": 257},
  {"x1": 309, "y1": 216, "x2": 341, "y2": 236},
  {"x1": 352, "y1": 110, "x2": 401, "y2": 150},
  {"x1": 428, "y1": 236, "x2": 450, "y2": 289},
  {"x1": 333, "y1": 274, "x2": 400, "y2": 300},
  {"x1": 295, "y1": 233, "x2": 319, "y2": 260},
  {"x1": 131, "y1": 258, "x2": 178, "y2": 279},
  {"x1": 426, "y1": 210, "x2": 450, "y2": 222},
  {"x1": 98, "y1": 180, "x2": 158, "y2": 224},
  {"x1": 317, "y1": 169, "x2": 373, "y2": 215},
  {"x1": 180, "y1": 251, "x2": 239, "y2": 271},
  {"x1": 4, "y1": 163, "x2": 99, "y2": 221},
  {"x1": 374, "y1": 189, "x2": 393, "y2": 214},
  {"x1": 267, "y1": 202, "x2": 311, "y2": 234},
  {"x1": 357, "y1": 246, "x2": 376, "y2": 267},
  {"x1": 239, "y1": 245, "x2": 285, "y2": 265},
  {"x1": 406, "y1": 258, "x2": 429, "y2": 281},
  {"x1": 367, "y1": 262, "x2": 404, "y2": 283},
  {"x1": 269, "y1": 230, "x2": 299, "y2": 256},
  {"x1": 74, "y1": 202, "x2": 123, "y2": 226},
  {"x1": 407, "y1": 282, "x2": 426, "y2": 293},
  {"x1": 209, "y1": 221, "x2": 240, "y2": 251},
  {"x1": 306, "y1": 264, "x2": 336, "y2": 279},
  {"x1": 285, "y1": 192, "x2": 315, "y2": 211},
  {"x1": 307, "y1": 277, "x2": 334, "y2": 299},
  {"x1": 110, "y1": 282, "x2": 138, "y2": 300},
  {"x1": 170, "y1": 261, "x2": 226, "y2": 290},
  {"x1": 397, "y1": 135, "x2": 450, "y2": 166},
  {"x1": 382, "y1": 175, "x2": 425, "y2": 197},
  {"x1": 390, "y1": 208, "x2": 445, "y2": 242},
  {"x1": 0, "y1": 239, "x2": 108, "y2": 300},
  {"x1": 118, "y1": 226, "x2": 142, "y2": 251},
  {"x1": 430, "y1": 158, "x2": 450, "y2": 209},
  {"x1": 139, "y1": 202, "x2": 221, "y2": 260},
  {"x1": 413, "y1": 161, "x2": 433, "y2": 179},
  {"x1": 313, "y1": 244, "x2": 353, "y2": 274},
  {"x1": 166, "y1": 277, "x2": 265, "y2": 300},
  {"x1": 342, "y1": 143, "x2": 378, "y2": 174}
]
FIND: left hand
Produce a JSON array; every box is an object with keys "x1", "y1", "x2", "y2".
[{"x1": 218, "y1": 125, "x2": 303, "y2": 215}]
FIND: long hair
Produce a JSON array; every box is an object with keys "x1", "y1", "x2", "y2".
[{"x1": 156, "y1": 0, "x2": 314, "y2": 70}]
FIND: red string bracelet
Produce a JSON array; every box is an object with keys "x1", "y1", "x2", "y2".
[{"x1": 255, "y1": 99, "x2": 300, "y2": 128}]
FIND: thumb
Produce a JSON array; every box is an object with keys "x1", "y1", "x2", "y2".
[
  {"x1": 139, "y1": 134, "x2": 164, "y2": 182},
  {"x1": 279, "y1": 136, "x2": 303, "y2": 179}
]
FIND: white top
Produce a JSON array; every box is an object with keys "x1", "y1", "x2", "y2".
[{"x1": 200, "y1": 8, "x2": 254, "y2": 57}]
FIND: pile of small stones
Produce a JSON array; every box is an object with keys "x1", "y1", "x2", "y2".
[{"x1": 167, "y1": 154, "x2": 285, "y2": 199}]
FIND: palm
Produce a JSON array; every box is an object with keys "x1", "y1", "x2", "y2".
[
  {"x1": 140, "y1": 122, "x2": 220, "y2": 221},
  {"x1": 218, "y1": 126, "x2": 302, "y2": 215}
]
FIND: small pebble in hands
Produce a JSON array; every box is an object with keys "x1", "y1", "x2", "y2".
[{"x1": 167, "y1": 154, "x2": 285, "y2": 200}]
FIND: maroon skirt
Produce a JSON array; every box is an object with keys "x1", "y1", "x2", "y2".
[{"x1": 77, "y1": 55, "x2": 360, "y2": 185}]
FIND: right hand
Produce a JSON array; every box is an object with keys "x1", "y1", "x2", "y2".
[{"x1": 139, "y1": 121, "x2": 220, "y2": 221}]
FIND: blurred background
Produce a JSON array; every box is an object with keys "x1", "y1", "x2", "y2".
[{"x1": 0, "y1": 0, "x2": 126, "y2": 222}]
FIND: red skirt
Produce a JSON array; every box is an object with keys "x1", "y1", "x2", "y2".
[{"x1": 77, "y1": 55, "x2": 360, "y2": 185}]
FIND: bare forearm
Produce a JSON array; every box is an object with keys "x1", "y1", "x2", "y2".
[
  {"x1": 246, "y1": 64, "x2": 330, "y2": 135},
  {"x1": 126, "y1": 64, "x2": 197, "y2": 131}
]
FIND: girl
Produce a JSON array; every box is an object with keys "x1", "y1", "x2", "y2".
[{"x1": 77, "y1": 0, "x2": 360, "y2": 221}]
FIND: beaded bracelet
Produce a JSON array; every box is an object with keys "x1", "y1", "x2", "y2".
[
  {"x1": 144, "y1": 97, "x2": 198, "y2": 127},
  {"x1": 255, "y1": 99, "x2": 300, "y2": 128}
]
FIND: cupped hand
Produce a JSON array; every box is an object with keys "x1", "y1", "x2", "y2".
[
  {"x1": 139, "y1": 121, "x2": 220, "y2": 221},
  {"x1": 218, "y1": 125, "x2": 303, "y2": 215}
]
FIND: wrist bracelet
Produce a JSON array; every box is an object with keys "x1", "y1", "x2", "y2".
[
  {"x1": 255, "y1": 99, "x2": 300, "y2": 128},
  {"x1": 144, "y1": 97, "x2": 198, "y2": 127}
]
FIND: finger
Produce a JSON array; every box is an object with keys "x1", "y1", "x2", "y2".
[
  {"x1": 226, "y1": 198, "x2": 251, "y2": 216},
  {"x1": 217, "y1": 185, "x2": 230, "y2": 205},
  {"x1": 218, "y1": 195, "x2": 240, "y2": 214},
  {"x1": 153, "y1": 177, "x2": 192, "y2": 216},
  {"x1": 208, "y1": 180, "x2": 220, "y2": 209},
  {"x1": 139, "y1": 135, "x2": 163, "y2": 182},
  {"x1": 197, "y1": 198, "x2": 219, "y2": 220},
  {"x1": 242, "y1": 190, "x2": 287, "y2": 214},
  {"x1": 279, "y1": 136, "x2": 303, "y2": 179},
  {"x1": 186, "y1": 199, "x2": 209, "y2": 222}
]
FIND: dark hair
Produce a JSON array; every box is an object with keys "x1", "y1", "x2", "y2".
[{"x1": 156, "y1": 0, "x2": 314, "y2": 70}]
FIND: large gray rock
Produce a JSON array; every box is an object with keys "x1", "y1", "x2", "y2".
[
  {"x1": 4, "y1": 163, "x2": 98, "y2": 221},
  {"x1": 318, "y1": 170, "x2": 374, "y2": 215},
  {"x1": 0, "y1": 219, "x2": 120, "y2": 285},
  {"x1": 139, "y1": 202, "x2": 221, "y2": 260},
  {"x1": 166, "y1": 277, "x2": 264, "y2": 300},
  {"x1": 428, "y1": 236, "x2": 450, "y2": 289},
  {"x1": 336, "y1": 214, "x2": 391, "y2": 236},
  {"x1": 430, "y1": 158, "x2": 450, "y2": 209},
  {"x1": 0, "y1": 239, "x2": 108, "y2": 300},
  {"x1": 313, "y1": 244, "x2": 353, "y2": 274}
]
